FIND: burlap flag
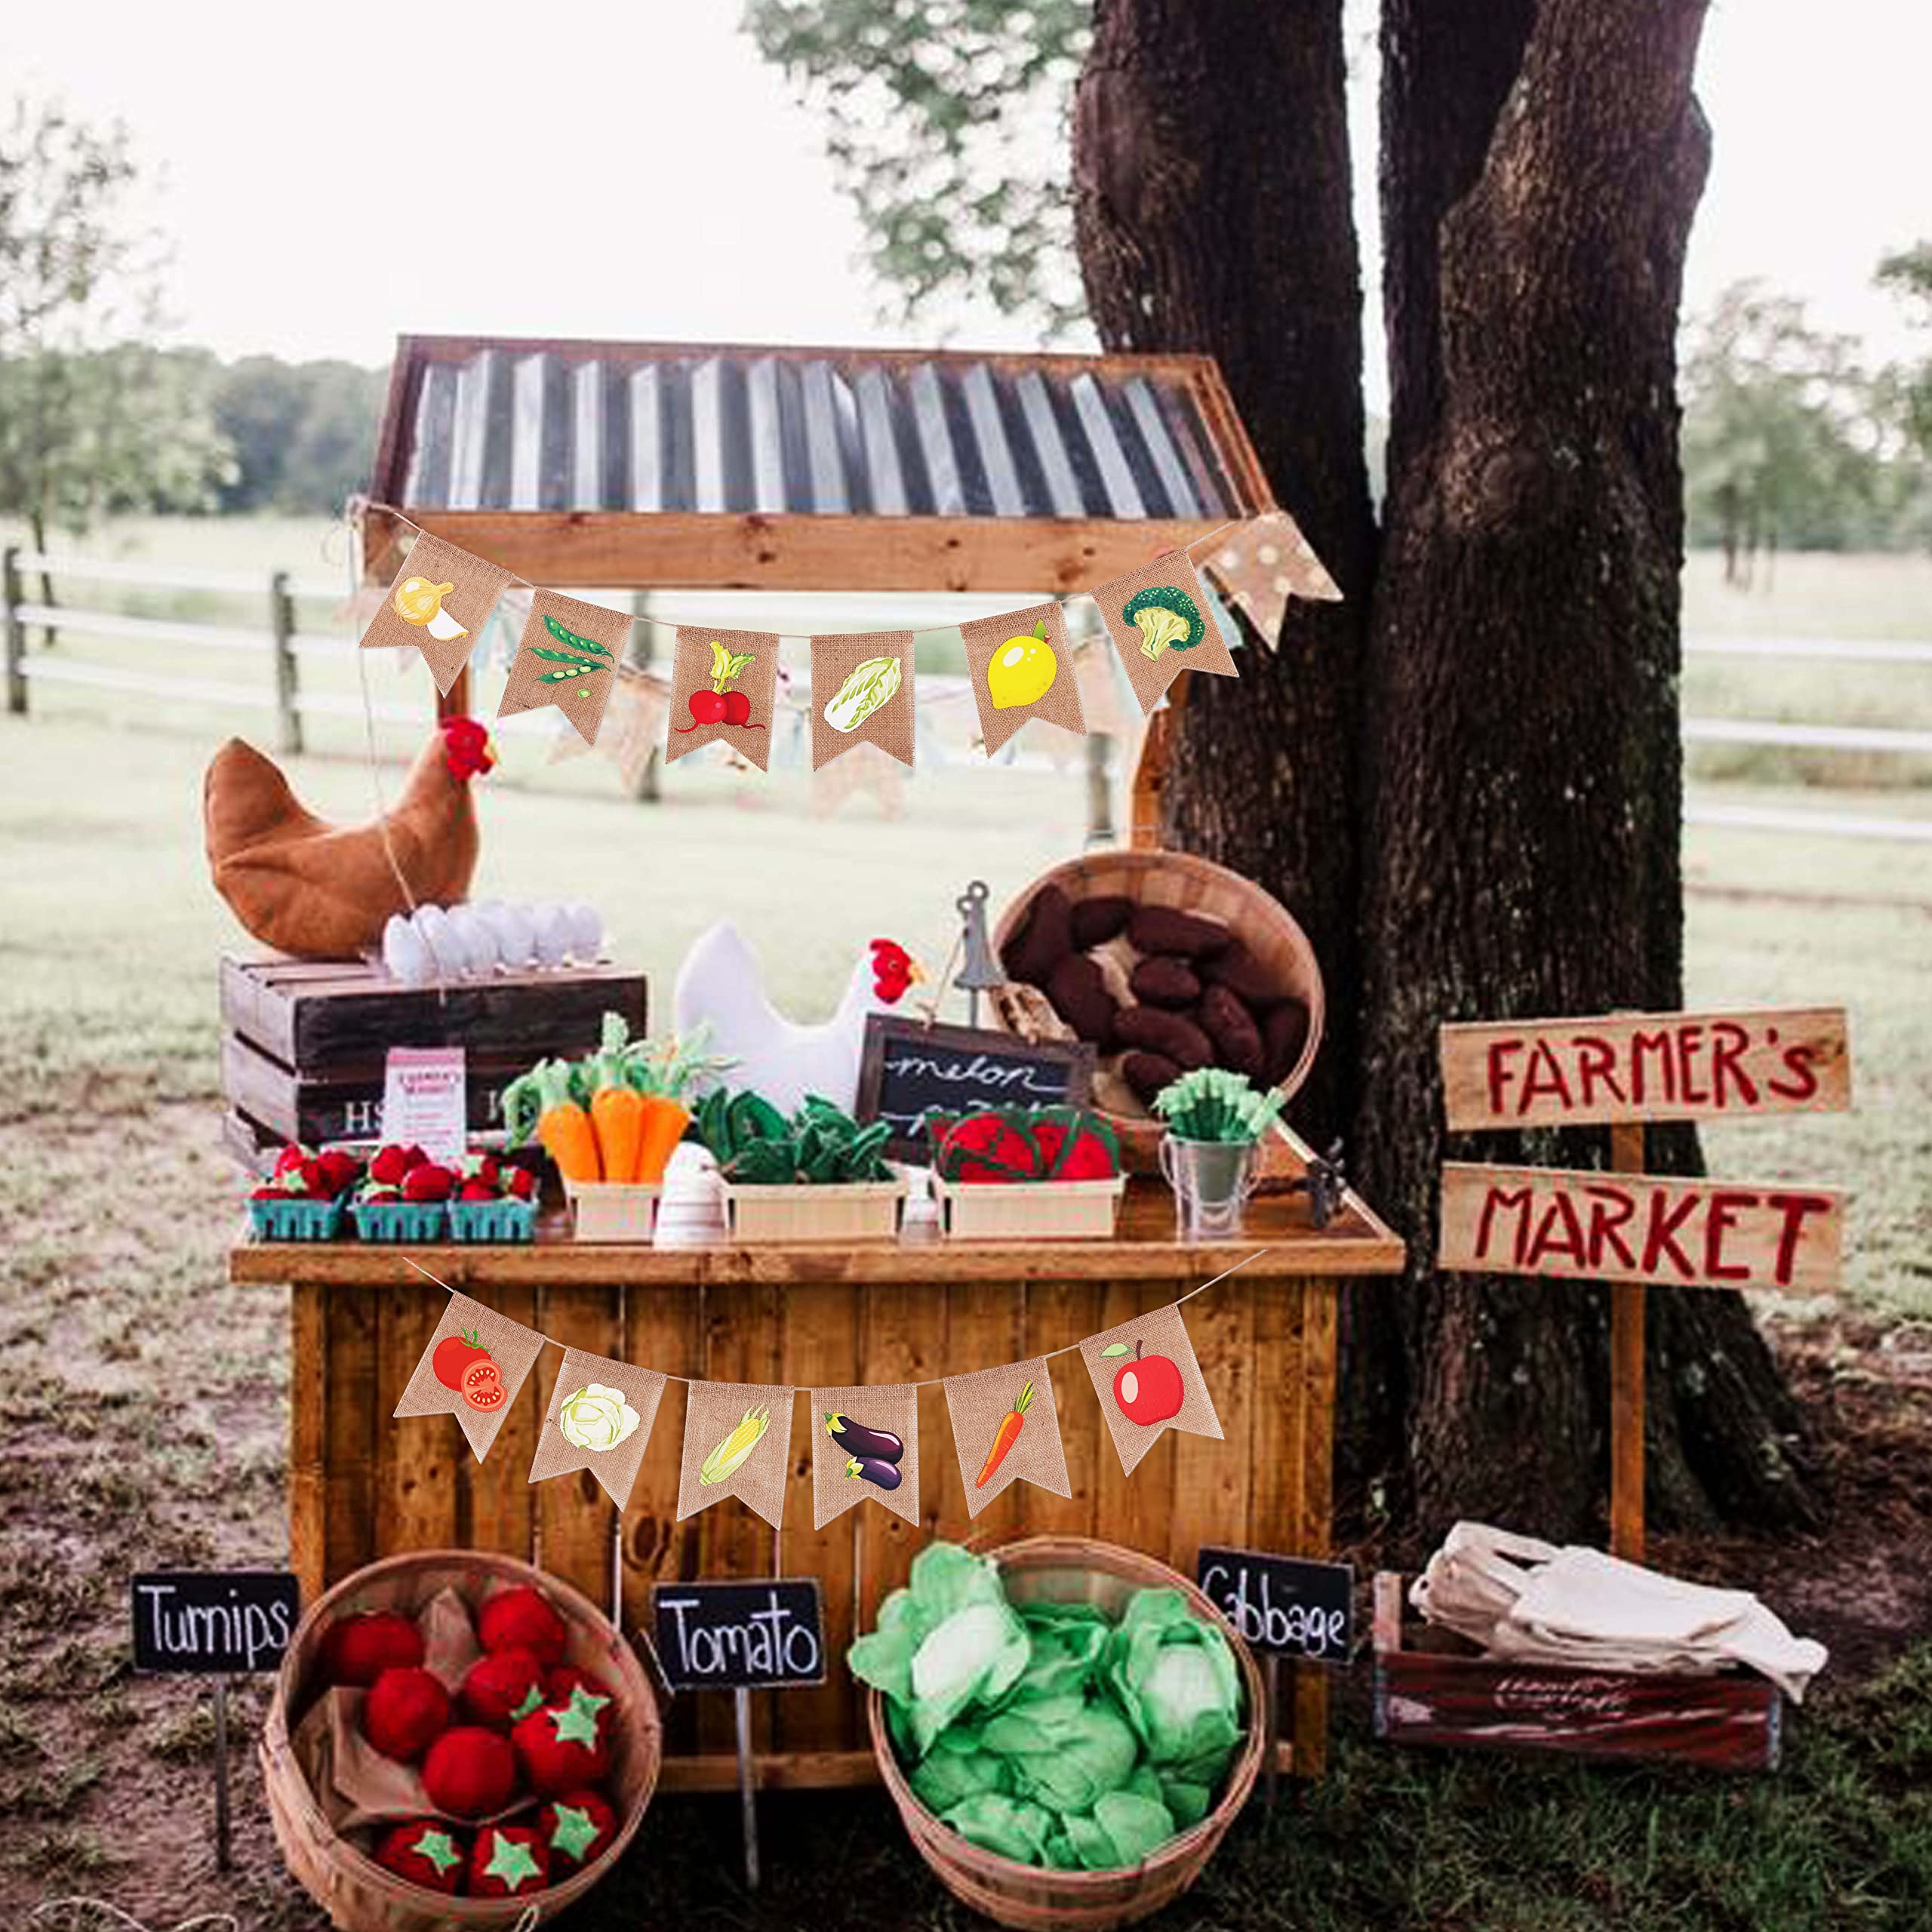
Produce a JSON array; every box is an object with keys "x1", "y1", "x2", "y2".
[
  {"x1": 666, "y1": 626, "x2": 781, "y2": 771},
  {"x1": 1091, "y1": 549, "x2": 1238, "y2": 715},
  {"x1": 528, "y1": 1348, "x2": 669, "y2": 1510},
  {"x1": 958, "y1": 603, "x2": 1087, "y2": 757},
  {"x1": 675, "y1": 1380, "x2": 794, "y2": 1530},
  {"x1": 944, "y1": 1357, "x2": 1071, "y2": 1519},
  {"x1": 393, "y1": 1291, "x2": 547, "y2": 1463},
  {"x1": 811, "y1": 1383, "x2": 919, "y2": 1530},
  {"x1": 359, "y1": 534, "x2": 512, "y2": 694},
  {"x1": 601, "y1": 664, "x2": 672, "y2": 790},
  {"x1": 1197, "y1": 509, "x2": 1342, "y2": 647},
  {"x1": 1076, "y1": 1304, "x2": 1223, "y2": 1477},
  {"x1": 809, "y1": 740, "x2": 908, "y2": 820},
  {"x1": 811, "y1": 630, "x2": 915, "y2": 769},
  {"x1": 498, "y1": 592, "x2": 631, "y2": 746}
]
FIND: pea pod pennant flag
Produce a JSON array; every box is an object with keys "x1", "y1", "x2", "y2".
[
  {"x1": 1076, "y1": 1305, "x2": 1222, "y2": 1476},
  {"x1": 958, "y1": 602, "x2": 1086, "y2": 757},
  {"x1": 675, "y1": 1380, "x2": 795, "y2": 1529},
  {"x1": 811, "y1": 1383, "x2": 921, "y2": 1529},
  {"x1": 528, "y1": 1348, "x2": 669, "y2": 1509},
  {"x1": 359, "y1": 534, "x2": 512, "y2": 694},
  {"x1": 943, "y1": 1355, "x2": 1071, "y2": 1519},
  {"x1": 394, "y1": 1291, "x2": 547, "y2": 1462},
  {"x1": 811, "y1": 630, "x2": 915, "y2": 769},
  {"x1": 667, "y1": 626, "x2": 781, "y2": 770},
  {"x1": 1091, "y1": 549, "x2": 1238, "y2": 715},
  {"x1": 498, "y1": 592, "x2": 631, "y2": 746}
]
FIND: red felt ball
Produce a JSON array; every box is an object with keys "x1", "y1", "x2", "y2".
[
  {"x1": 323, "y1": 1611, "x2": 424, "y2": 1688},
  {"x1": 477, "y1": 1586, "x2": 568, "y2": 1665},
  {"x1": 373, "y1": 1817, "x2": 468, "y2": 1894},
  {"x1": 543, "y1": 1663, "x2": 614, "y2": 1709},
  {"x1": 420, "y1": 1726, "x2": 520, "y2": 1820},
  {"x1": 469, "y1": 1823, "x2": 550, "y2": 1898},
  {"x1": 512, "y1": 1695, "x2": 611, "y2": 1798},
  {"x1": 538, "y1": 1786, "x2": 619, "y2": 1871},
  {"x1": 362, "y1": 1666, "x2": 451, "y2": 1763},
  {"x1": 461, "y1": 1647, "x2": 549, "y2": 1731}
]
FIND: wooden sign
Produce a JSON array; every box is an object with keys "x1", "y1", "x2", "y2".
[
  {"x1": 1196, "y1": 1546, "x2": 1352, "y2": 1663},
  {"x1": 132, "y1": 1572, "x2": 300, "y2": 1674},
  {"x1": 857, "y1": 1015, "x2": 1094, "y2": 1161},
  {"x1": 1438, "y1": 1162, "x2": 1843, "y2": 1294},
  {"x1": 1440, "y1": 1006, "x2": 1850, "y2": 1131},
  {"x1": 651, "y1": 1580, "x2": 826, "y2": 1692}
]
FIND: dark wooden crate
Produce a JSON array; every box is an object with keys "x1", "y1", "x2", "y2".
[{"x1": 222, "y1": 1038, "x2": 537, "y2": 1146}]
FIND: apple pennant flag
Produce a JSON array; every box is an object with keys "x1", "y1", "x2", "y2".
[
  {"x1": 359, "y1": 534, "x2": 512, "y2": 695},
  {"x1": 666, "y1": 626, "x2": 781, "y2": 771},
  {"x1": 944, "y1": 1356, "x2": 1072, "y2": 1518},
  {"x1": 958, "y1": 602, "x2": 1086, "y2": 757},
  {"x1": 1091, "y1": 548, "x2": 1238, "y2": 715},
  {"x1": 498, "y1": 591, "x2": 631, "y2": 746},
  {"x1": 394, "y1": 1291, "x2": 547, "y2": 1463},
  {"x1": 528, "y1": 1348, "x2": 669, "y2": 1510},
  {"x1": 1076, "y1": 1305, "x2": 1223, "y2": 1476},
  {"x1": 675, "y1": 1380, "x2": 795, "y2": 1530}
]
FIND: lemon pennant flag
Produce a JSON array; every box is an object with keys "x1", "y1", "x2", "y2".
[
  {"x1": 359, "y1": 534, "x2": 512, "y2": 694},
  {"x1": 675, "y1": 1380, "x2": 795, "y2": 1529},
  {"x1": 498, "y1": 592, "x2": 632, "y2": 746},
  {"x1": 528, "y1": 1349, "x2": 668, "y2": 1509},
  {"x1": 1195, "y1": 509, "x2": 1342, "y2": 648},
  {"x1": 666, "y1": 627, "x2": 781, "y2": 771},
  {"x1": 811, "y1": 1383, "x2": 921, "y2": 1530},
  {"x1": 811, "y1": 630, "x2": 915, "y2": 770},
  {"x1": 1091, "y1": 548, "x2": 1238, "y2": 715},
  {"x1": 394, "y1": 1291, "x2": 548, "y2": 1463},
  {"x1": 958, "y1": 603, "x2": 1086, "y2": 756},
  {"x1": 1075, "y1": 1305, "x2": 1222, "y2": 1477},
  {"x1": 943, "y1": 1357, "x2": 1072, "y2": 1519}
]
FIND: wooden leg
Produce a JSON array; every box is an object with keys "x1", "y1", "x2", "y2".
[
  {"x1": 288, "y1": 1281, "x2": 327, "y2": 1604},
  {"x1": 1608, "y1": 1122, "x2": 1646, "y2": 1561},
  {"x1": 1289, "y1": 1275, "x2": 1338, "y2": 1778}
]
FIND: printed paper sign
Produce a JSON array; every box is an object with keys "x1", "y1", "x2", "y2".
[{"x1": 381, "y1": 1048, "x2": 466, "y2": 1164}]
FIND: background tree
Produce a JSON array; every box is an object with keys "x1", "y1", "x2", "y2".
[{"x1": 212, "y1": 356, "x2": 386, "y2": 514}]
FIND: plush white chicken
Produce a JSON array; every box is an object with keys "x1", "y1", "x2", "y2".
[{"x1": 672, "y1": 924, "x2": 919, "y2": 1116}]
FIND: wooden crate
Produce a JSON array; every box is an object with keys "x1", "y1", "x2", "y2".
[{"x1": 931, "y1": 1174, "x2": 1126, "y2": 1241}]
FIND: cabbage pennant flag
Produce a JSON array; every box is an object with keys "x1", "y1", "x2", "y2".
[
  {"x1": 1197, "y1": 509, "x2": 1342, "y2": 646},
  {"x1": 394, "y1": 1291, "x2": 547, "y2": 1462},
  {"x1": 1076, "y1": 1305, "x2": 1222, "y2": 1476},
  {"x1": 359, "y1": 534, "x2": 512, "y2": 694},
  {"x1": 958, "y1": 603, "x2": 1086, "y2": 756},
  {"x1": 811, "y1": 1383, "x2": 920, "y2": 1529},
  {"x1": 666, "y1": 626, "x2": 781, "y2": 769},
  {"x1": 811, "y1": 630, "x2": 915, "y2": 769},
  {"x1": 675, "y1": 1380, "x2": 794, "y2": 1530},
  {"x1": 944, "y1": 1356, "x2": 1072, "y2": 1518},
  {"x1": 1091, "y1": 549, "x2": 1238, "y2": 715},
  {"x1": 528, "y1": 1349, "x2": 668, "y2": 1509},
  {"x1": 498, "y1": 592, "x2": 631, "y2": 746}
]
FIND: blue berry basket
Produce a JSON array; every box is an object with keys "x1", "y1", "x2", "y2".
[
  {"x1": 447, "y1": 1196, "x2": 540, "y2": 1244},
  {"x1": 351, "y1": 1200, "x2": 449, "y2": 1244},
  {"x1": 248, "y1": 1195, "x2": 346, "y2": 1242}
]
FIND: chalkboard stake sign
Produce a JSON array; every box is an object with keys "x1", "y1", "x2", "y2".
[
  {"x1": 132, "y1": 1571, "x2": 300, "y2": 1871},
  {"x1": 652, "y1": 1580, "x2": 826, "y2": 1890}
]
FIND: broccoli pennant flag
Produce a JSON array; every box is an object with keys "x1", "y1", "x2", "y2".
[
  {"x1": 359, "y1": 533, "x2": 512, "y2": 694},
  {"x1": 1091, "y1": 549, "x2": 1238, "y2": 715},
  {"x1": 811, "y1": 630, "x2": 915, "y2": 770},
  {"x1": 958, "y1": 603, "x2": 1086, "y2": 757},
  {"x1": 944, "y1": 1356, "x2": 1072, "y2": 1519},
  {"x1": 811, "y1": 1383, "x2": 921, "y2": 1530},
  {"x1": 666, "y1": 626, "x2": 781, "y2": 771},
  {"x1": 497, "y1": 592, "x2": 631, "y2": 746},
  {"x1": 1196, "y1": 509, "x2": 1342, "y2": 647},
  {"x1": 1076, "y1": 1304, "x2": 1223, "y2": 1477},
  {"x1": 528, "y1": 1349, "x2": 669, "y2": 1509},
  {"x1": 394, "y1": 1291, "x2": 547, "y2": 1462},
  {"x1": 675, "y1": 1380, "x2": 795, "y2": 1530}
]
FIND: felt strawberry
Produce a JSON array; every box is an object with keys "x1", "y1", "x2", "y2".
[
  {"x1": 359, "y1": 1183, "x2": 402, "y2": 1203},
  {"x1": 314, "y1": 1148, "x2": 363, "y2": 1196},
  {"x1": 462, "y1": 1647, "x2": 549, "y2": 1730},
  {"x1": 374, "y1": 1818, "x2": 467, "y2": 1894},
  {"x1": 457, "y1": 1179, "x2": 498, "y2": 1202},
  {"x1": 323, "y1": 1610, "x2": 424, "y2": 1687},
  {"x1": 463, "y1": 1151, "x2": 503, "y2": 1190},
  {"x1": 504, "y1": 1165, "x2": 537, "y2": 1201},
  {"x1": 478, "y1": 1586, "x2": 568, "y2": 1665},
  {"x1": 369, "y1": 1143, "x2": 414, "y2": 1186},
  {"x1": 420, "y1": 1725, "x2": 520, "y2": 1820},
  {"x1": 401, "y1": 1162, "x2": 457, "y2": 1204},
  {"x1": 469, "y1": 1823, "x2": 549, "y2": 1897},
  {"x1": 512, "y1": 1686, "x2": 611, "y2": 1797},
  {"x1": 362, "y1": 1665, "x2": 451, "y2": 1762},
  {"x1": 539, "y1": 1787, "x2": 617, "y2": 1870},
  {"x1": 543, "y1": 1663, "x2": 614, "y2": 1709},
  {"x1": 273, "y1": 1143, "x2": 313, "y2": 1178}
]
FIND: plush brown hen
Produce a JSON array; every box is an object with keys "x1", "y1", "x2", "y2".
[{"x1": 205, "y1": 716, "x2": 491, "y2": 958}]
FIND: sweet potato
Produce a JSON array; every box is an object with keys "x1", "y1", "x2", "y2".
[
  {"x1": 1000, "y1": 884, "x2": 1074, "y2": 989},
  {"x1": 1202, "y1": 940, "x2": 1286, "y2": 1008},
  {"x1": 1129, "y1": 955, "x2": 1201, "y2": 1010},
  {"x1": 1113, "y1": 1004, "x2": 1213, "y2": 1070},
  {"x1": 1046, "y1": 953, "x2": 1118, "y2": 1046},
  {"x1": 1198, "y1": 983, "x2": 1266, "y2": 1081},
  {"x1": 1265, "y1": 998, "x2": 1312, "y2": 1081},
  {"x1": 1069, "y1": 894, "x2": 1134, "y2": 949},
  {"x1": 1126, "y1": 904, "x2": 1232, "y2": 960},
  {"x1": 1121, "y1": 1051, "x2": 1181, "y2": 1106}
]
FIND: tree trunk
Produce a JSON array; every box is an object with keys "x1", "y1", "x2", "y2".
[
  {"x1": 1072, "y1": 0, "x2": 1376, "y2": 1146},
  {"x1": 1356, "y1": 0, "x2": 1819, "y2": 1537}
]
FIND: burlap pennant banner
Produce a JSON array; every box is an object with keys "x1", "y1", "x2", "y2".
[
  {"x1": 958, "y1": 603, "x2": 1087, "y2": 757},
  {"x1": 675, "y1": 1380, "x2": 794, "y2": 1529},
  {"x1": 393, "y1": 1291, "x2": 547, "y2": 1463},
  {"x1": 811, "y1": 1383, "x2": 919, "y2": 1529},
  {"x1": 499, "y1": 592, "x2": 630, "y2": 746},
  {"x1": 600, "y1": 663, "x2": 672, "y2": 790},
  {"x1": 811, "y1": 630, "x2": 915, "y2": 769},
  {"x1": 1197, "y1": 509, "x2": 1341, "y2": 646},
  {"x1": 1092, "y1": 549, "x2": 1238, "y2": 715},
  {"x1": 528, "y1": 1348, "x2": 669, "y2": 1510},
  {"x1": 944, "y1": 1356, "x2": 1072, "y2": 1519},
  {"x1": 667, "y1": 626, "x2": 781, "y2": 771},
  {"x1": 1076, "y1": 1304, "x2": 1223, "y2": 1477},
  {"x1": 359, "y1": 534, "x2": 512, "y2": 695}
]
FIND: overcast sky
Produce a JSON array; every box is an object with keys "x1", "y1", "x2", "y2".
[{"x1": 15, "y1": 0, "x2": 1930, "y2": 385}]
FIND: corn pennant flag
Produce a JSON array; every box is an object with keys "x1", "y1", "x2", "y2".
[{"x1": 675, "y1": 1380, "x2": 794, "y2": 1529}]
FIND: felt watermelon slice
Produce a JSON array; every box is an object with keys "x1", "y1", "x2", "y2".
[
  {"x1": 937, "y1": 1112, "x2": 1039, "y2": 1184},
  {"x1": 1053, "y1": 1118, "x2": 1119, "y2": 1181}
]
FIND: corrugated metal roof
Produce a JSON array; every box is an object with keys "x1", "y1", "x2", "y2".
[{"x1": 392, "y1": 343, "x2": 1248, "y2": 524}]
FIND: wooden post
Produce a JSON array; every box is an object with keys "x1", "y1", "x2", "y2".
[
  {"x1": 3, "y1": 546, "x2": 26, "y2": 715},
  {"x1": 269, "y1": 569, "x2": 301, "y2": 755},
  {"x1": 1607, "y1": 1121, "x2": 1645, "y2": 1561},
  {"x1": 1085, "y1": 732, "x2": 1115, "y2": 846}
]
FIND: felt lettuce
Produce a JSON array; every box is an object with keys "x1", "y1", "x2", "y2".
[
  {"x1": 1105, "y1": 1587, "x2": 1243, "y2": 1774},
  {"x1": 940, "y1": 1792, "x2": 1057, "y2": 1866},
  {"x1": 978, "y1": 1690, "x2": 1140, "y2": 1814},
  {"x1": 909, "y1": 1735, "x2": 1011, "y2": 1813}
]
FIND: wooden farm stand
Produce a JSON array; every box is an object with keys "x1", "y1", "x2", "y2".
[{"x1": 230, "y1": 1177, "x2": 1403, "y2": 1790}]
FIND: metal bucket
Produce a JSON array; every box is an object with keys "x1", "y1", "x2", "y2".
[{"x1": 1158, "y1": 1135, "x2": 1258, "y2": 1239}]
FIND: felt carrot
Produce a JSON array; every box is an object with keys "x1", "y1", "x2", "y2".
[
  {"x1": 503, "y1": 1060, "x2": 601, "y2": 1183},
  {"x1": 630, "y1": 1096, "x2": 691, "y2": 1184},
  {"x1": 586, "y1": 1014, "x2": 648, "y2": 1183},
  {"x1": 975, "y1": 1380, "x2": 1034, "y2": 1488}
]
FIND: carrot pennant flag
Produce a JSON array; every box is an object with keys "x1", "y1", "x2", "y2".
[
  {"x1": 393, "y1": 1291, "x2": 547, "y2": 1463},
  {"x1": 528, "y1": 1349, "x2": 669, "y2": 1510},
  {"x1": 943, "y1": 1356, "x2": 1071, "y2": 1519},
  {"x1": 498, "y1": 592, "x2": 632, "y2": 746},
  {"x1": 1075, "y1": 1306, "x2": 1222, "y2": 1477},
  {"x1": 359, "y1": 533, "x2": 512, "y2": 694},
  {"x1": 675, "y1": 1380, "x2": 795, "y2": 1530},
  {"x1": 1090, "y1": 547, "x2": 1238, "y2": 715}
]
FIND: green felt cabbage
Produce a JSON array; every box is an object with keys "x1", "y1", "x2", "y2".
[
  {"x1": 979, "y1": 1690, "x2": 1140, "y2": 1814},
  {"x1": 1105, "y1": 1587, "x2": 1243, "y2": 1773},
  {"x1": 940, "y1": 1792, "x2": 1057, "y2": 1866},
  {"x1": 909, "y1": 1736, "x2": 1011, "y2": 1812}
]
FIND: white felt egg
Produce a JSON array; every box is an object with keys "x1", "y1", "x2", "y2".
[
  {"x1": 383, "y1": 913, "x2": 434, "y2": 986},
  {"x1": 533, "y1": 904, "x2": 571, "y2": 968},
  {"x1": 413, "y1": 905, "x2": 467, "y2": 978},
  {"x1": 445, "y1": 903, "x2": 494, "y2": 975},
  {"x1": 496, "y1": 903, "x2": 537, "y2": 971},
  {"x1": 565, "y1": 900, "x2": 604, "y2": 961}
]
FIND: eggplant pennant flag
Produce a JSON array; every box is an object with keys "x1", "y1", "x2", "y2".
[
  {"x1": 394, "y1": 1291, "x2": 547, "y2": 1463},
  {"x1": 667, "y1": 626, "x2": 781, "y2": 770},
  {"x1": 944, "y1": 1356, "x2": 1071, "y2": 1519},
  {"x1": 528, "y1": 1348, "x2": 669, "y2": 1510},
  {"x1": 811, "y1": 630, "x2": 915, "y2": 769},
  {"x1": 958, "y1": 602, "x2": 1086, "y2": 757},
  {"x1": 675, "y1": 1380, "x2": 795, "y2": 1530},
  {"x1": 1076, "y1": 1304, "x2": 1222, "y2": 1476},
  {"x1": 812, "y1": 1383, "x2": 920, "y2": 1529},
  {"x1": 1091, "y1": 548, "x2": 1238, "y2": 715},
  {"x1": 359, "y1": 534, "x2": 512, "y2": 694},
  {"x1": 498, "y1": 591, "x2": 631, "y2": 746}
]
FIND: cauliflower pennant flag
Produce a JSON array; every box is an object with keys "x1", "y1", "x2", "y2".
[
  {"x1": 676, "y1": 1380, "x2": 795, "y2": 1530},
  {"x1": 811, "y1": 630, "x2": 915, "y2": 769},
  {"x1": 498, "y1": 592, "x2": 632, "y2": 746},
  {"x1": 528, "y1": 1348, "x2": 669, "y2": 1509},
  {"x1": 666, "y1": 626, "x2": 781, "y2": 770},
  {"x1": 1076, "y1": 1304, "x2": 1223, "y2": 1477},
  {"x1": 394, "y1": 1291, "x2": 547, "y2": 1463},
  {"x1": 811, "y1": 1383, "x2": 921, "y2": 1530},
  {"x1": 944, "y1": 1356, "x2": 1072, "y2": 1519},
  {"x1": 1091, "y1": 549, "x2": 1238, "y2": 715},
  {"x1": 359, "y1": 534, "x2": 512, "y2": 694},
  {"x1": 958, "y1": 603, "x2": 1086, "y2": 757}
]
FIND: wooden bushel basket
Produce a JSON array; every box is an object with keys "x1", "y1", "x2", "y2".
[
  {"x1": 868, "y1": 1536, "x2": 1265, "y2": 1932},
  {"x1": 263, "y1": 1549, "x2": 663, "y2": 1932}
]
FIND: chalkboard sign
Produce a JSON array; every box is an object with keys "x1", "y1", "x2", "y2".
[
  {"x1": 857, "y1": 1016, "x2": 1095, "y2": 1161},
  {"x1": 1195, "y1": 1546, "x2": 1353, "y2": 1663},
  {"x1": 652, "y1": 1580, "x2": 826, "y2": 1692},
  {"x1": 133, "y1": 1572, "x2": 300, "y2": 1674}
]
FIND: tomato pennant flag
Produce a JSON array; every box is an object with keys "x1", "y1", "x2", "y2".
[
  {"x1": 528, "y1": 1348, "x2": 669, "y2": 1510},
  {"x1": 811, "y1": 630, "x2": 915, "y2": 769},
  {"x1": 394, "y1": 1291, "x2": 547, "y2": 1463},
  {"x1": 675, "y1": 1380, "x2": 795, "y2": 1530},
  {"x1": 498, "y1": 592, "x2": 631, "y2": 746},
  {"x1": 1076, "y1": 1305, "x2": 1222, "y2": 1477},
  {"x1": 958, "y1": 602, "x2": 1086, "y2": 757},
  {"x1": 943, "y1": 1356, "x2": 1071, "y2": 1520},
  {"x1": 811, "y1": 1383, "x2": 920, "y2": 1530},
  {"x1": 666, "y1": 627, "x2": 781, "y2": 771},
  {"x1": 1091, "y1": 549, "x2": 1237, "y2": 715},
  {"x1": 1195, "y1": 509, "x2": 1342, "y2": 648},
  {"x1": 359, "y1": 534, "x2": 512, "y2": 695}
]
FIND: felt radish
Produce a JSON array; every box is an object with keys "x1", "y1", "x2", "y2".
[
  {"x1": 461, "y1": 1647, "x2": 549, "y2": 1731},
  {"x1": 540, "y1": 1787, "x2": 618, "y2": 1870},
  {"x1": 469, "y1": 1823, "x2": 550, "y2": 1897},
  {"x1": 512, "y1": 1686, "x2": 611, "y2": 1797},
  {"x1": 374, "y1": 1819, "x2": 467, "y2": 1894},
  {"x1": 323, "y1": 1611, "x2": 423, "y2": 1687},
  {"x1": 420, "y1": 1726, "x2": 519, "y2": 1820},
  {"x1": 362, "y1": 1666, "x2": 451, "y2": 1762},
  {"x1": 477, "y1": 1586, "x2": 568, "y2": 1665}
]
